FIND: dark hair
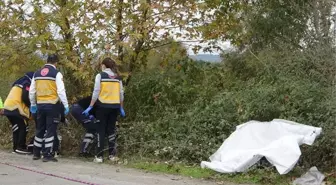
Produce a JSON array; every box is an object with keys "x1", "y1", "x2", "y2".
[
  {"x1": 47, "y1": 54, "x2": 59, "y2": 64},
  {"x1": 102, "y1": 57, "x2": 118, "y2": 75}
]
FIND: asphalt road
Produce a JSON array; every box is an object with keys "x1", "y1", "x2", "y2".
[{"x1": 0, "y1": 151, "x2": 228, "y2": 185}]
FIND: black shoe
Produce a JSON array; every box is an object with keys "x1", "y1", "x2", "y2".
[
  {"x1": 42, "y1": 157, "x2": 58, "y2": 162},
  {"x1": 15, "y1": 148, "x2": 31, "y2": 155},
  {"x1": 33, "y1": 155, "x2": 41, "y2": 160},
  {"x1": 27, "y1": 144, "x2": 34, "y2": 154}
]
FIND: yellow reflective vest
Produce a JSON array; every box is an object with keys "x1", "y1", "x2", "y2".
[
  {"x1": 34, "y1": 65, "x2": 59, "y2": 104},
  {"x1": 4, "y1": 85, "x2": 30, "y2": 119},
  {"x1": 98, "y1": 72, "x2": 121, "y2": 106}
]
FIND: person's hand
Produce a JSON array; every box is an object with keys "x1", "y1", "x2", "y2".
[
  {"x1": 0, "y1": 108, "x2": 4, "y2": 115},
  {"x1": 64, "y1": 107, "x2": 69, "y2": 115},
  {"x1": 120, "y1": 107, "x2": 126, "y2": 117},
  {"x1": 89, "y1": 115, "x2": 95, "y2": 120},
  {"x1": 82, "y1": 106, "x2": 93, "y2": 116},
  {"x1": 30, "y1": 105, "x2": 37, "y2": 114}
]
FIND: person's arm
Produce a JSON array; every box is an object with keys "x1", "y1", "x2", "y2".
[
  {"x1": 90, "y1": 74, "x2": 101, "y2": 107},
  {"x1": 29, "y1": 77, "x2": 37, "y2": 106},
  {"x1": 55, "y1": 72, "x2": 69, "y2": 108},
  {"x1": 21, "y1": 84, "x2": 31, "y2": 107},
  {"x1": 60, "y1": 105, "x2": 65, "y2": 122}
]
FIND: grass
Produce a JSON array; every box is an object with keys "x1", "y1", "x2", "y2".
[
  {"x1": 121, "y1": 158, "x2": 297, "y2": 185},
  {"x1": 120, "y1": 158, "x2": 336, "y2": 185}
]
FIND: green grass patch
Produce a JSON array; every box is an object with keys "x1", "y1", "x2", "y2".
[{"x1": 123, "y1": 159, "x2": 334, "y2": 185}]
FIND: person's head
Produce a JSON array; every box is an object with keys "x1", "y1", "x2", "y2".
[
  {"x1": 101, "y1": 57, "x2": 118, "y2": 74},
  {"x1": 47, "y1": 54, "x2": 59, "y2": 65}
]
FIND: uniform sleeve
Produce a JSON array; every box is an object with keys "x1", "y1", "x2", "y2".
[
  {"x1": 21, "y1": 84, "x2": 31, "y2": 107},
  {"x1": 29, "y1": 77, "x2": 37, "y2": 106},
  {"x1": 56, "y1": 72, "x2": 69, "y2": 108},
  {"x1": 119, "y1": 80, "x2": 124, "y2": 102},
  {"x1": 91, "y1": 73, "x2": 101, "y2": 103}
]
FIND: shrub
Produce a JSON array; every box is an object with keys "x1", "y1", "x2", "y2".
[{"x1": 120, "y1": 45, "x2": 335, "y2": 171}]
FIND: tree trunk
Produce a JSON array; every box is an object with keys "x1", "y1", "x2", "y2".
[
  {"x1": 125, "y1": 0, "x2": 151, "y2": 86},
  {"x1": 116, "y1": 0, "x2": 124, "y2": 63}
]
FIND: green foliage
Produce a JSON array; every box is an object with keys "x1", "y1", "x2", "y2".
[
  {"x1": 120, "y1": 44, "x2": 335, "y2": 171},
  {"x1": 200, "y1": 0, "x2": 335, "y2": 51},
  {"x1": 0, "y1": 0, "x2": 203, "y2": 96}
]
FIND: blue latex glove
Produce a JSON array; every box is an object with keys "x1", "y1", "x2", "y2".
[
  {"x1": 82, "y1": 106, "x2": 93, "y2": 116},
  {"x1": 30, "y1": 105, "x2": 37, "y2": 114},
  {"x1": 89, "y1": 115, "x2": 95, "y2": 120},
  {"x1": 120, "y1": 107, "x2": 126, "y2": 117},
  {"x1": 64, "y1": 107, "x2": 69, "y2": 115}
]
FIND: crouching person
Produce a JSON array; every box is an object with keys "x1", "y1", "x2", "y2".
[
  {"x1": 3, "y1": 72, "x2": 34, "y2": 154},
  {"x1": 71, "y1": 96, "x2": 98, "y2": 157}
]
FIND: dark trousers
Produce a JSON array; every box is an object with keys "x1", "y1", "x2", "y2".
[
  {"x1": 33, "y1": 110, "x2": 60, "y2": 158},
  {"x1": 96, "y1": 108, "x2": 118, "y2": 157},
  {"x1": 6, "y1": 116, "x2": 27, "y2": 151},
  {"x1": 32, "y1": 114, "x2": 60, "y2": 154},
  {"x1": 71, "y1": 104, "x2": 97, "y2": 153}
]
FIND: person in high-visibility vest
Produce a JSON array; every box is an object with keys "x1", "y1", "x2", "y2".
[
  {"x1": 3, "y1": 72, "x2": 34, "y2": 154},
  {"x1": 83, "y1": 57, "x2": 125, "y2": 163},
  {"x1": 71, "y1": 96, "x2": 98, "y2": 157},
  {"x1": 29, "y1": 54, "x2": 69, "y2": 162}
]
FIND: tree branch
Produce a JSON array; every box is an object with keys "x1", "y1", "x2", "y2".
[{"x1": 143, "y1": 40, "x2": 206, "y2": 51}]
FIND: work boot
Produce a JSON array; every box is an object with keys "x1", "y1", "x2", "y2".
[
  {"x1": 27, "y1": 144, "x2": 34, "y2": 154},
  {"x1": 42, "y1": 156, "x2": 58, "y2": 162},
  {"x1": 33, "y1": 155, "x2": 41, "y2": 160},
  {"x1": 15, "y1": 148, "x2": 31, "y2": 155}
]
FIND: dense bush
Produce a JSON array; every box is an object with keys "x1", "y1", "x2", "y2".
[
  {"x1": 119, "y1": 45, "x2": 335, "y2": 171},
  {"x1": 0, "y1": 45, "x2": 334, "y2": 172}
]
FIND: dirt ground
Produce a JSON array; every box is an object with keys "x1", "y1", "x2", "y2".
[{"x1": 0, "y1": 150, "x2": 250, "y2": 185}]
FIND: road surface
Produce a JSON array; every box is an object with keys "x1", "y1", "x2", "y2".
[{"x1": 0, "y1": 151, "x2": 244, "y2": 185}]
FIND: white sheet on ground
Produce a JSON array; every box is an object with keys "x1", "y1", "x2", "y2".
[{"x1": 200, "y1": 119, "x2": 322, "y2": 175}]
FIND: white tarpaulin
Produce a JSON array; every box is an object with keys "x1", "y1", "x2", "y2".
[{"x1": 201, "y1": 119, "x2": 322, "y2": 175}]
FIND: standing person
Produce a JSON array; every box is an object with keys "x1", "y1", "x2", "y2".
[
  {"x1": 3, "y1": 72, "x2": 34, "y2": 154},
  {"x1": 71, "y1": 96, "x2": 98, "y2": 157},
  {"x1": 83, "y1": 57, "x2": 125, "y2": 163},
  {"x1": 29, "y1": 54, "x2": 69, "y2": 162}
]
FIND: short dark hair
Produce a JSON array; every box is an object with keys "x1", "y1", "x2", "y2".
[{"x1": 47, "y1": 54, "x2": 59, "y2": 64}]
